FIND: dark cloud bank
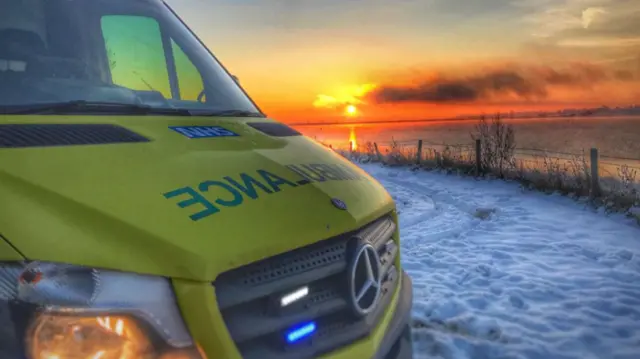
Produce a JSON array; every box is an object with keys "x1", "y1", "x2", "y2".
[{"x1": 368, "y1": 64, "x2": 637, "y2": 104}]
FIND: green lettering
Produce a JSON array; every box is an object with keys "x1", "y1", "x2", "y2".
[
  {"x1": 337, "y1": 163, "x2": 364, "y2": 180},
  {"x1": 224, "y1": 173, "x2": 273, "y2": 199},
  {"x1": 299, "y1": 164, "x2": 327, "y2": 182},
  {"x1": 198, "y1": 180, "x2": 244, "y2": 207},
  {"x1": 310, "y1": 164, "x2": 341, "y2": 180},
  {"x1": 328, "y1": 164, "x2": 352, "y2": 180},
  {"x1": 163, "y1": 186, "x2": 219, "y2": 221},
  {"x1": 257, "y1": 169, "x2": 298, "y2": 192}
]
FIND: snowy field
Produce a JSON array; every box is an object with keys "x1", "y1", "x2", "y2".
[{"x1": 360, "y1": 164, "x2": 640, "y2": 359}]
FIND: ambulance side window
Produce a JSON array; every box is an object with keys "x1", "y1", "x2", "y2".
[
  {"x1": 171, "y1": 39, "x2": 205, "y2": 102},
  {"x1": 101, "y1": 15, "x2": 172, "y2": 99}
]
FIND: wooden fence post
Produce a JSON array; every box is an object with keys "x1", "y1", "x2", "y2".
[
  {"x1": 416, "y1": 140, "x2": 423, "y2": 165},
  {"x1": 475, "y1": 139, "x2": 482, "y2": 176},
  {"x1": 590, "y1": 147, "x2": 600, "y2": 198},
  {"x1": 373, "y1": 142, "x2": 383, "y2": 162}
]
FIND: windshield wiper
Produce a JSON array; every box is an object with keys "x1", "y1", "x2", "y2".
[
  {"x1": 1, "y1": 100, "x2": 193, "y2": 116},
  {"x1": 191, "y1": 109, "x2": 265, "y2": 118}
]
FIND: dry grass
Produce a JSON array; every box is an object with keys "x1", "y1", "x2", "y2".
[
  {"x1": 518, "y1": 152, "x2": 592, "y2": 197},
  {"x1": 335, "y1": 114, "x2": 640, "y2": 221},
  {"x1": 471, "y1": 114, "x2": 516, "y2": 178}
]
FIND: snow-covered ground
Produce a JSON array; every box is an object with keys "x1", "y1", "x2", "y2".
[{"x1": 360, "y1": 164, "x2": 640, "y2": 359}]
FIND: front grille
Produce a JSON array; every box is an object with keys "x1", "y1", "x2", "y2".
[{"x1": 214, "y1": 215, "x2": 400, "y2": 359}]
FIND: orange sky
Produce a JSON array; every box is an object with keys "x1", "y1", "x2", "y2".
[{"x1": 166, "y1": 0, "x2": 640, "y2": 123}]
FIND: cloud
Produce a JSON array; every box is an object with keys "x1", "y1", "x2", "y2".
[
  {"x1": 614, "y1": 69, "x2": 635, "y2": 80},
  {"x1": 428, "y1": 0, "x2": 513, "y2": 16},
  {"x1": 582, "y1": 7, "x2": 607, "y2": 28},
  {"x1": 514, "y1": 0, "x2": 640, "y2": 78},
  {"x1": 370, "y1": 71, "x2": 544, "y2": 103},
  {"x1": 367, "y1": 64, "x2": 634, "y2": 104},
  {"x1": 539, "y1": 63, "x2": 609, "y2": 83},
  {"x1": 520, "y1": 0, "x2": 640, "y2": 42},
  {"x1": 312, "y1": 83, "x2": 377, "y2": 109}
]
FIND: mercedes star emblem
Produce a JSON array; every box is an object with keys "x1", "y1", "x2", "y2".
[{"x1": 348, "y1": 242, "x2": 382, "y2": 316}]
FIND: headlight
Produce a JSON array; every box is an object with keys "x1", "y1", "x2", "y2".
[{"x1": 0, "y1": 261, "x2": 205, "y2": 359}]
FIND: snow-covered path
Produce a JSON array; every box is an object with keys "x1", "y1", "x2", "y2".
[{"x1": 360, "y1": 164, "x2": 640, "y2": 359}]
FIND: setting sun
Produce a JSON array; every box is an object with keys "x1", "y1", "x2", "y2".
[{"x1": 345, "y1": 104, "x2": 357, "y2": 116}]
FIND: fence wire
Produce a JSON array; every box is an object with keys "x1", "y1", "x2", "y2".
[
  {"x1": 330, "y1": 137, "x2": 640, "y2": 188},
  {"x1": 338, "y1": 139, "x2": 640, "y2": 168}
]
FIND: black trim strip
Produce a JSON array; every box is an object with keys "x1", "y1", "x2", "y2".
[
  {"x1": 0, "y1": 124, "x2": 150, "y2": 148},
  {"x1": 246, "y1": 122, "x2": 301, "y2": 137}
]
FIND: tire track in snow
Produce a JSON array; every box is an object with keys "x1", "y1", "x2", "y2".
[{"x1": 380, "y1": 174, "x2": 483, "y2": 243}]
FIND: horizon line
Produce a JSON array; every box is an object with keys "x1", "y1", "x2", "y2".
[{"x1": 288, "y1": 112, "x2": 640, "y2": 127}]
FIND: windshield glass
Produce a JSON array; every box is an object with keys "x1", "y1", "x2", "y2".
[{"x1": 0, "y1": 0, "x2": 261, "y2": 115}]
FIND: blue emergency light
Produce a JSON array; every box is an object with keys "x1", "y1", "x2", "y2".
[{"x1": 285, "y1": 321, "x2": 317, "y2": 343}]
